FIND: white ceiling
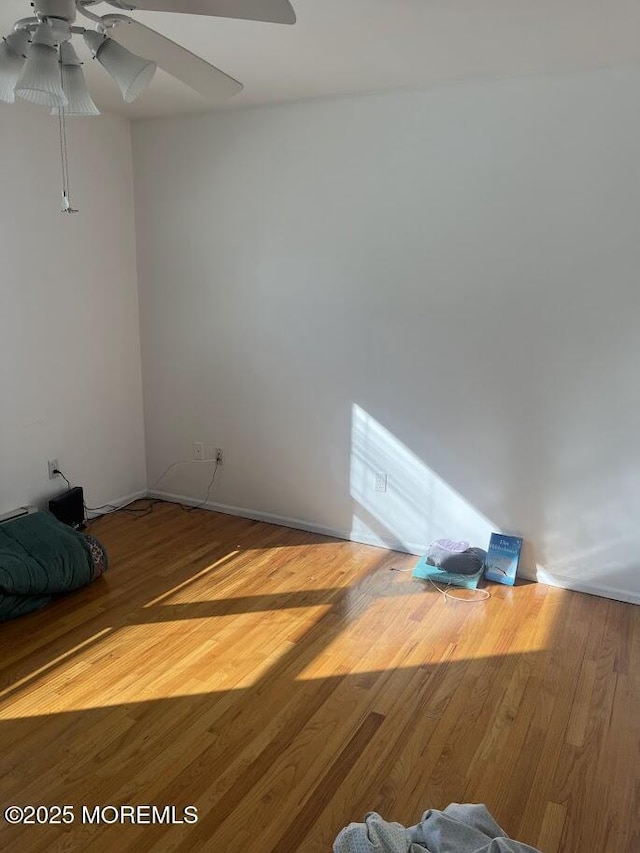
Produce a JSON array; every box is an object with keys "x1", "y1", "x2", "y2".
[{"x1": 2, "y1": 0, "x2": 640, "y2": 119}]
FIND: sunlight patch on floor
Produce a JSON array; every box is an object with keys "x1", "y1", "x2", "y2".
[
  {"x1": 144, "y1": 550, "x2": 241, "y2": 606},
  {"x1": 0, "y1": 627, "x2": 114, "y2": 704},
  {"x1": 294, "y1": 589, "x2": 549, "y2": 680},
  {"x1": 0, "y1": 610, "x2": 327, "y2": 718}
]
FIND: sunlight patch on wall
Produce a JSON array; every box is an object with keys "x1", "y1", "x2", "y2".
[{"x1": 350, "y1": 404, "x2": 496, "y2": 554}]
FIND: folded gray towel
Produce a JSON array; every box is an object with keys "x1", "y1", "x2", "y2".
[{"x1": 334, "y1": 803, "x2": 541, "y2": 853}]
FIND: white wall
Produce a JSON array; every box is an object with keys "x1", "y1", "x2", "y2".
[
  {"x1": 132, "y1": 68, "x2": 640, "y2": 603},
  {"x1": 0, "y1": 104, "x2": 146, "y2": 514}
]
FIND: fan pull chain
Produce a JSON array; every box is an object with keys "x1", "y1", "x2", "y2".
[
  {"x1": 58, "y1": 65, "x2": 79, "y2": 215},
  {"x1": 58, "y1": 108, "x2": 78, "y2": 214}
]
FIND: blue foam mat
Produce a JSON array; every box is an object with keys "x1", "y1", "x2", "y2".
[{"x1": 411, "y1": 553, "x2": 483, "y2": 590}]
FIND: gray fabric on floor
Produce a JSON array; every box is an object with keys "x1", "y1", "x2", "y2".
[{"x1": 334, "y1": 804, "x2": 542, "y2": 853}]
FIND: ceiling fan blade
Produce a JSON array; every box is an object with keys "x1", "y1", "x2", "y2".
[
  {"x1": 109, "y1": 0, "x2": 296, "y2": 24},
  {"x1": 109, "y1": 18, "x2": 243, "y2": 102}
]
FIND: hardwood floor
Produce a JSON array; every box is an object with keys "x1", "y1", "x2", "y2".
[{"x1": 0, "y1": 502, "x2": 638, "y2": 852}]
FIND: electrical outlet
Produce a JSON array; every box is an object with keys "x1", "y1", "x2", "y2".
[
  {"x1": 374, "y1": 472, "x2": 387, "y2": 493},
  {"x1": 193, "y1": 442, "x2": 204, "y2": 461},
  {"x1": 48, "y1": 458, "x2": 59, "y2": 480}
]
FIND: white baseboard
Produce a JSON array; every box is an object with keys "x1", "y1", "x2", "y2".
[
  {"x1": 85, "y1": 489, "x2": 148, "y2": 519},
  {"x1": 147, "y1": 489, "x2": 425, "y2": 555},
  {"x1": 147, "y1": 490, "x2": 639, "y2": 606},
  {"x1": 517, "y1": 565, "x2": 640, "y2": 605}
]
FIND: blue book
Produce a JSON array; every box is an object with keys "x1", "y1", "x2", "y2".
[{"x1": 484, "y1": 534, "x2": 523, "y2": 586}]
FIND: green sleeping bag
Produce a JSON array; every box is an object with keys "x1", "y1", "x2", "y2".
[{"x1": 0, "y1": 512, "x2": 97, "y2": 621}]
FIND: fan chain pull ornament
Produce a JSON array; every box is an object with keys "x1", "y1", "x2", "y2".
[{"x1": 62, "y1": 193, "x2": 79, "y2": 214}]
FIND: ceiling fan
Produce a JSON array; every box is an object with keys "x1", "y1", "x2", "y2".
[
  {"x1": 0, "y1": 0, "x2": 296, "y2": 112},
  {"x1": 0, "y1": 0, "x2": 295, "y2": 211}
]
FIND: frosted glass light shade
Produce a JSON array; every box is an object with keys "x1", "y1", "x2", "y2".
[
  {"x1": 52, "y1": 42, "x2": 99, "y2": 116},
  {"x1": 31, "y1": 21, "x2": 60, "y2": 49},
  {"x1": 0, "y1": 30, "x2": 30, "y2": 104},
  {"x1": 15, "y1": 42, "x2": 68, "y2": 107},
  {"x1": 58, "y1": 64, "x2": 100, "y2": 116},
  {"x1": 84, "y1": 30, "x2": 156, "y2": 103}
]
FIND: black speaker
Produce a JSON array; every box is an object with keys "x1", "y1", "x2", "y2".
[{"x1": 49, "y1": 486, "x2": 85, "y2": 530}]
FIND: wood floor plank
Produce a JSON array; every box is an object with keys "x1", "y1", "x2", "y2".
[
  {"x1": 271, "y1": 711, "x2": 386, "y2": 853},
  {"x1": 536, "y1": 801, "x2": 566, "y2": 853},
  {"x1": 0, "y1": 502, "x2": 638, "y2": 852}
]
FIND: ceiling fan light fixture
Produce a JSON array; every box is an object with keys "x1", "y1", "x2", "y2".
[
  {"x1": 15, "y1": 43, "x2": 69, "y2": 107},
  {"x1": 0, "y1": 30, "x2": 31, "y2": 104},
  {"x1": 53, "y1": 41, "x2": 100, "y2": 116},
  {"x1": 4, "y1": 0, "x2": 295, "y2": 212},
  {"x1": 14, "y1": 24, "x2": 68, "y2": 107},
  {"x1": 84, "y1": 29, "x2": 156, "y2": 103}
]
